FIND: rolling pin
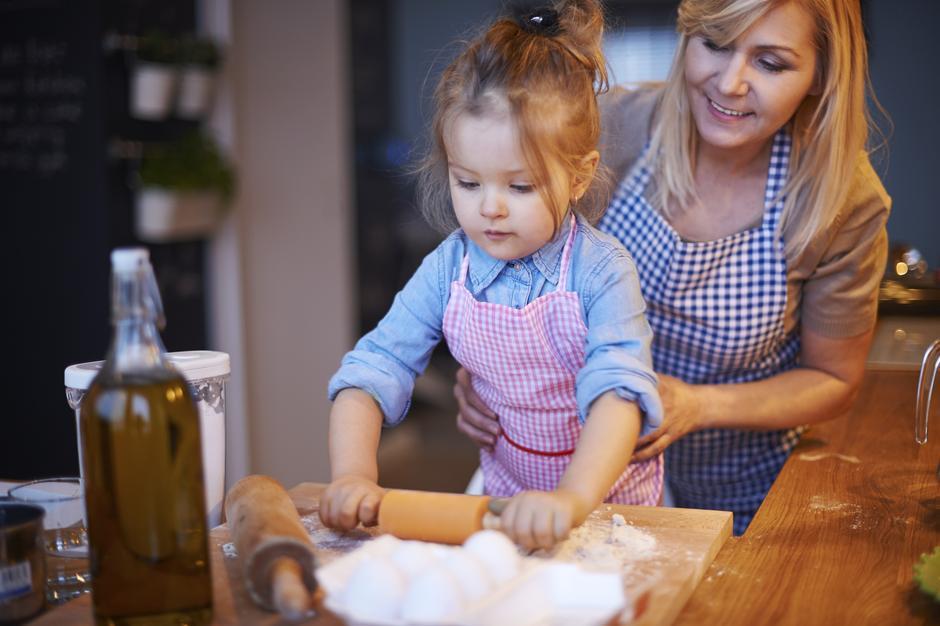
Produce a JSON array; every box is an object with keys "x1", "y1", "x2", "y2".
[
  {"x1": 224, "y1": 475, "x2": 318, "y2": 620},
  {"x1": 378, "y1": 489, "x2": 505, "y2": 544}
]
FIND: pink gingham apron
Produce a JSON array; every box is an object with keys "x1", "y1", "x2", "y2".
[{"x1": 442, "y1": 214, "x2": 663, "y2": 505}]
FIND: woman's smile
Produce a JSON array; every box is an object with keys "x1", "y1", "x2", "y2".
[{"x1": 707, "y1": 97, "x2": 753, "y2": 120}]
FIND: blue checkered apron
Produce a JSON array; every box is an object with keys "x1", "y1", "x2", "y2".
[{"x1": 599, "y1": 131, "x2": 801, "y2": 535}]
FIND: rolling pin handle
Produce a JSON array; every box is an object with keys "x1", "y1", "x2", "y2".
[{"x1": 270, "y1": 556, "x2": 313, "y2": 621}]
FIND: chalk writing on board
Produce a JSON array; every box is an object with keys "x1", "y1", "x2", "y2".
[{"x1": 0, "y1": 38, "x2": 85, "y2": 177}]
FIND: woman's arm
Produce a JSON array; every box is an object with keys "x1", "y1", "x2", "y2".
[
  {"x1": 500, "y1": 391, "x2": 640, "y2": 549},
  {"x1": 633, "y1": 325, "x2": 875, "y2": 460}
]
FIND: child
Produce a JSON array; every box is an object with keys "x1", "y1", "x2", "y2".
[{"x1": 320, "y1": 0, "x2": 663, "y2": 550}]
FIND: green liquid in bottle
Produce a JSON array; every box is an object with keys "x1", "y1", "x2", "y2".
[{"x1": 81, "y1": 369, "x2": 212, "y2": 626}]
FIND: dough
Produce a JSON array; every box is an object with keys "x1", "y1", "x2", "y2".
[
  {"x1": 399, "y1": 564, "x2": 464, "y2": 623},
  {"x1": 463, "y1": 529, "x2": 520, "y2": 584},
  {"x1": 342, "y1": 554, "x2": 406, "y2": 621},
  {"x1": 441, "y1": 549, "x2": 494, "y2": 602}
]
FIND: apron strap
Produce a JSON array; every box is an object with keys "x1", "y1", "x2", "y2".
[
  {"x1": 457, "y1": 250, "x2": 470, "y2": 284},
  {"x1": 556, "y1": 212, "x2": 578, "y2": 292}
]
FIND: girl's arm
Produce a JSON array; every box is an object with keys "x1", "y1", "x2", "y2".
[
  {"x1": 319, "y1": 388, "x2": 386, "y2": 529},
  {"x1": 500, "y1": 391, "x2": 641, "y2": 550},
  {"x1": 633, "y1": 325, "x2": 874, "y2": 460}
]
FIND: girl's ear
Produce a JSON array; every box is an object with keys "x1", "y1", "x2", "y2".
[{"x1": 571, "y1": 150, "x2": 600, "y2": 201}]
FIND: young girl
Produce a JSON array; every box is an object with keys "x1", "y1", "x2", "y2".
[{"x1": 320, "y1": 0, "x2": 663, "y2": 550}]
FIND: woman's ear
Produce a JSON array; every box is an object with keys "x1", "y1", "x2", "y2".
[{"x1": 572, "y1": 150, "x2": 600, "y2": 201}]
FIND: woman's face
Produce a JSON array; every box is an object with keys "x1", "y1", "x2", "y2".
[{"x1": 683, "y1": 1, "x2": 819, "y2": 156}]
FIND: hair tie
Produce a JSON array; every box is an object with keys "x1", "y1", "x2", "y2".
[{"x1": 517, "y1": 7, "x2": 562, "y2": 36}]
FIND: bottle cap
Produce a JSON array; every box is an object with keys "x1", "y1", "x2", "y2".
[{"x1": 111, "y1": 247, "x2": 150, "y2": 272}]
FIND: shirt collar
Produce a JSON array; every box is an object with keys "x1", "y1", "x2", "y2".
[{"x1": 464, "y1": 211, "x2": 574, "y2": 295}]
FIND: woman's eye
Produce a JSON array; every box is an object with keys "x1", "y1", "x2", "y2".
[
  {"x1": 758, "y1": 57, "x2": 788, "y2": 73},
  {"x1": 510, "y1": 184, "x2": 535, "y2": 193},
  {"x1": 456, "y1": 180, "x2": 479, "y2": 190},
  {"x1": 702, "y1": 38, "x2": 728, "y2": 53}
]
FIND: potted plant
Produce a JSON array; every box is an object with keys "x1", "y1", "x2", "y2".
[
  {"x1": 135, "y1": 132, "x2": 236, "y2": 242},
  {"x1": 130, "y1": 31, "x2": 180, "y2": 120},
  {"x1": 176, "y1": 36, "x2": 223, "y2": 119}
]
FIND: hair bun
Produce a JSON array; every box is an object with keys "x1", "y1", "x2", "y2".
[{"x1": 516, "y1": 7, "x2": 562, "y2": 36}]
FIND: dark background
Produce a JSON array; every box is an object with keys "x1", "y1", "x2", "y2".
[{"x1": 1, "y1": 0, "x2": 207, "y2": 478}]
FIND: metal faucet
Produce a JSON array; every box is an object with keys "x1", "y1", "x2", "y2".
[{"x1": 915, "y1": 339, "x2": 940, "y2": 444}]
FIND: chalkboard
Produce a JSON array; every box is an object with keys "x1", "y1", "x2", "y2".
[{"x1": 0, "y1": 0, "x2": 205, "y2": 479}]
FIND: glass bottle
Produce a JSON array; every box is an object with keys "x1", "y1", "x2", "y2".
[{"x1": 79, "y1": 248, "x2": 212, "y2": 625}]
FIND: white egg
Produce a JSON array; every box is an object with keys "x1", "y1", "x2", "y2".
[
  {"x1": 399, "y1": 564, "x2": 464, "y2": 623},
  {"x1": 441, "y1": 549, "x2": 493, "y2": 602},
  {"x1": 342, "y1": 555, "x2": 406, "y2": 621},
  {"x1": 463, "y1": 529, "x2": 520, "y2": 584},
  {"x1": 390, "y1": 540, "x2": 439, "y2": 579}
]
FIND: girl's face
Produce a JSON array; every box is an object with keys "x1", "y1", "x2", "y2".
[
  {"x1": 445, "y1": 107, "x2": 569, "y2": 261},
  {"x1": 684, "y1": 1, "x2": 819, "y2": 156}
]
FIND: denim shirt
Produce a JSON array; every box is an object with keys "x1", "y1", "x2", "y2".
[{"x1": 328, "y1": 213, "x2": 663, "y2": 436}]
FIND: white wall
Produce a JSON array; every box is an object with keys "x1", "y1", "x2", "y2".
[{"x1": 207, "y1": 0, "x2": 354, "y2": 488}]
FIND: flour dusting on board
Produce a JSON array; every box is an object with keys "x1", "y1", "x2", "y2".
[
  {"x1": 549, "y1": 512, "x2": 658, "y2": 572},
  {"x1": 300, "y1": 512, "x2": 377, "y2": 563}
]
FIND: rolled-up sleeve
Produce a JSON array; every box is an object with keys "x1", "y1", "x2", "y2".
[
  {"x1": 328, "y1": 242, "x2": 449, "y2": 426},
  {"x1": 575, "y1": 250, "x2": 662, "y2": 436}
]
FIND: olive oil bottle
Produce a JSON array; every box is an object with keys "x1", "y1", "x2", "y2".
[{"x1": 80, "y1": 248, "x2": 212, "y2": 625}]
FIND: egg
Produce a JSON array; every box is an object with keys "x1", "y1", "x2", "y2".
[
  {"x1": 390, "y1": 540, "x2": 439, "y2": 580},
  {"x1": 441, "y1": 549, "x2": 493, "y2": 602},
  {"x1": 399, "y1": 564, "x2": 464, "y2": 623},
  {"x1": 463, "y1": 529, "x2": 520, "y2": 584},
  {"x1": 341, "y1": 555, "x2": 407, "y2": 621}
]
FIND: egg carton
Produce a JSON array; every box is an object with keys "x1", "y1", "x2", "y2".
[{"x1": 315, "y1": 533, "x2": 631, "y2": 626}]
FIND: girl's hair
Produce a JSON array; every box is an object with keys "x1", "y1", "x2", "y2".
[
  {"x1": 650, "y1": 0, "x2": 879, "y2": 256},
  {"x1": 416, "y1": 0, "x2": 609, "y2": 234}
]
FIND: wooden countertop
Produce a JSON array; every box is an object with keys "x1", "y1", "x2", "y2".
[
  {"x1": 674, "y1": 369, "x2": 940, "y2": 625},
  {"x1": 28, "y1": 370, "x2": 940, "y2": 624}
]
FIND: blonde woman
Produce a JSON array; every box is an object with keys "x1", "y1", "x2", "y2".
[{"x1": 455, "y1": 0, "x2": 890, "y2": 535}]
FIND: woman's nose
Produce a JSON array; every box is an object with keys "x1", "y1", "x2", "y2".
[{"x1": 716, "y1": 54, "x2": 750, "y2": 97}]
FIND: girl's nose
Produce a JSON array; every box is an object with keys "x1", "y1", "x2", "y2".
[
  {"x1": 716, "y1": 54, "x2": 750, "y2": 97},
  {"x1": 480, "y1": 192, "x2": 507, "y2": 219}
]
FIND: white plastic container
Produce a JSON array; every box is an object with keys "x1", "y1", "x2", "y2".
[{"x1": 64, "y1": 350, "x2": 230, "y2": 528}]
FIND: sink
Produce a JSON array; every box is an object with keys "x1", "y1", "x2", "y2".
[{"x1": 868, "y1": 315, "x2": 940, "y2": 371}]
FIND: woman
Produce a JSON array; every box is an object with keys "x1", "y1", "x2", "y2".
[{"x1": 454, "y1": 0, "x2": 890, "y2": 535}]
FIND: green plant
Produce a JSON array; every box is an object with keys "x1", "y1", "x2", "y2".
[
  {"x1": 138, "y1": 132, "x2": 236, "y2": 201},
  {"x1": 135, "y1": 31, "x2": 179, "y2": 65},
  {"x1": 179, "y1": 36, "x2": 222, "y2": 68}
]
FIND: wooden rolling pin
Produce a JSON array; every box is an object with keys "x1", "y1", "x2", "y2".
[
  {"x1": 378, "y1": 489, "x2": 504, "y2": 544},
  {"x1": 224, "y1": 475, "x2": 318, "y2": 620}
]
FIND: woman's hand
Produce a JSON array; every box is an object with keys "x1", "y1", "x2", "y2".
[
  {"x1": 454, "y1": 367, "x2": 500, "y2": 451},
  {"x1": 318, "y1": 475, "x2": 385, "y2": 530},
  {"x1": 499, "y1": 489, "x2": 591, "y2": 551},
  {"x1": 632, "y1": 374, "x2": 703, "y2": 461}
]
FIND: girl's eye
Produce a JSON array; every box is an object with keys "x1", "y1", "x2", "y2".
[
  {"x1": 510, "y1": 184, "x2": 535, "y2": 193},
  {"x1": 702, "y1": 38, "x2": 728, "y2": 53},
  {"x1": 456, "y1": 180, "x2": 479, "y2": 190}
]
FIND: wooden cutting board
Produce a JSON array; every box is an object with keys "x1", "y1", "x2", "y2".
[{"x1": 32, "y1": 482, "x2": 731, "y2": 625}]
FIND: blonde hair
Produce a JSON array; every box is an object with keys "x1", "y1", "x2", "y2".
[
  {"x1": 650, "y1": 0, "x2": 878, "y2": 256},
  {"x1": 416, "y1": 0, "x2": 609, "y2": 235}
]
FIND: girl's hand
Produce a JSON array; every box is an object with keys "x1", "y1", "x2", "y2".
[
  {"x1": 499, "y1": 489, "x2": 591, "y2": 550},
  {"x1": 633, "y1": 374, "x2": 702, "y2": 461},
  {"x1": 454, "y1": 367, "x2": 500, "y2": 451},
  {"x1": 318, "y1": 475, "x2": 385, "y2": 530}
]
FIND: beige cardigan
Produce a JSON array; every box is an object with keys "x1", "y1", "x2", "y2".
[{"x1": 590, "y1": 86, "x2": 891, "y2": 339}]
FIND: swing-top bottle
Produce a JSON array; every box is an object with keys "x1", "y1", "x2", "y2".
[{"x1": 80, "y1": 248, "x2": 212, "y2": 625}]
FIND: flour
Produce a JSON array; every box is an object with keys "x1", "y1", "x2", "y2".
[
  {"x1": 550, "y1": 511, "x2": 658, "y2": 570},
  {"x1": 798, "y1": 452, "x2": 861, "y2": 464}
]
